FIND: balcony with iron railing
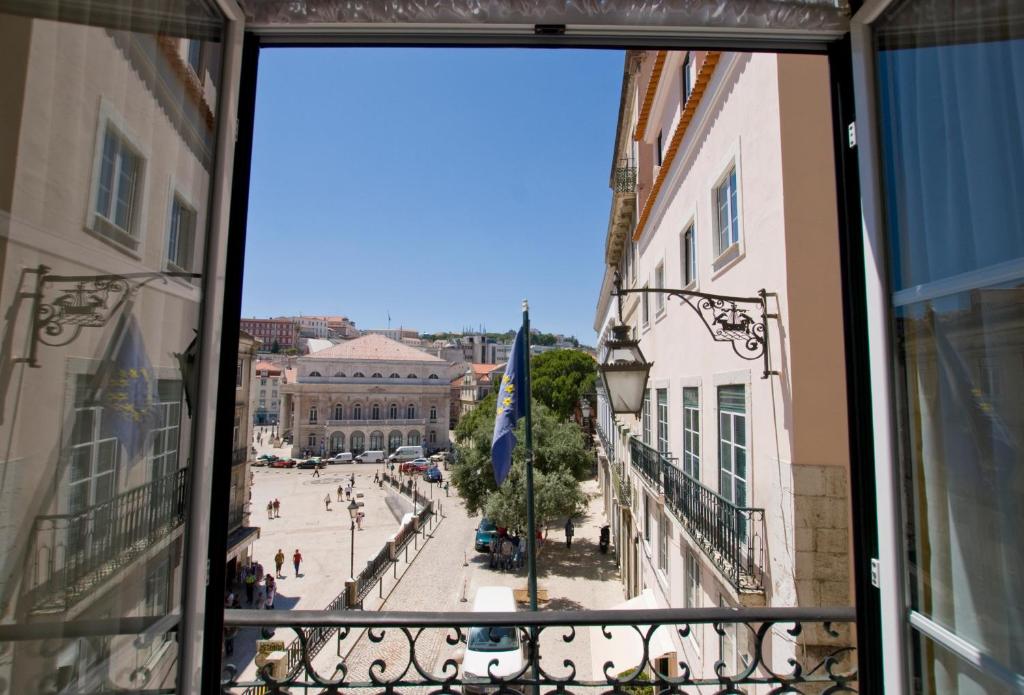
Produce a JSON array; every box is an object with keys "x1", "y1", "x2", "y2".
[
  {"x1": 26, "y1": 468, "x2": 189, "y2": 614},
  {"x1": 628, "y1": 436, "x2": 766, "y2": 592}
]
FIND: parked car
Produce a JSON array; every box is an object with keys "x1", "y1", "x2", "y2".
[
  {"x1": 296, "y1": 457, "x2": 325, "y2": 469},
  {"x1": 474, "y1": 518, "x2": 497, "y2": 552},
  {"x1": 387, "y1": 445, "x2": 424, "y2": 464},
  {"x1": 460, "y1": 587, "x2": 524, "y2": 693},
  {"x1": 329, "y1": 452, "x2": 353, "y2": 464},
  {"x1": 400, "y1": 457, "x2": 431, "y2": 473},
  {"x1": 355, "y1": 450, "x2": 386, "y2": 464},
  {"x1": 270, "y1": 458, "x2": 295, "y2": 468},
  {"x1": 423, "y1": 465, "x2": 442, "y2": 483}
]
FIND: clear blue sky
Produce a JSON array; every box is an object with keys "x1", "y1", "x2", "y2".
[{"x1": 242, "y1": 48, "x2": 623, "y2": 343}]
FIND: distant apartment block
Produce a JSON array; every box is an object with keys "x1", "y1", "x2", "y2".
[{"x1": 240, "y1": 317, "x2": 300, "y2": 351}]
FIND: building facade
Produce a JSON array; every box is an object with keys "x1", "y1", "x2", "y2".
[
  {"x1": 458, "y1": 363, "x2": 505, "y2": 417},
  {"x1": 250, "y1": 360, "x2": 283, "y2": 425},
  {"x1": 279, "y1": 334, "x2": 451, "y2": 456},
  {"x1": 239, "y1": 317, "x2": 300, "y2": 351},
  {"x1": 324, "y1": 315, "x2": 358, "y2": 339},
  {"x1": 226, "y1": 333, "x2": 259, "y2": 586},
  {"x1": 593, "y1": 49, "x2": 853, "y2": 679}
]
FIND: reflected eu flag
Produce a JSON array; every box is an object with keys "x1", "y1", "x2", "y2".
[
  {"x1": 100, "y1": 315, "x2": 156, "y2": 466},
  {"x1": 490, "y1": 326, "x2": 528, "y2": 486}
]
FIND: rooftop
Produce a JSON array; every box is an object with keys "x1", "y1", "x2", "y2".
[{"x1": 302, "y1": 334, "x2": 446, "y2": 363}]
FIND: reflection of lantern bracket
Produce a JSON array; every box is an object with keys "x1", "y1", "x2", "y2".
[
  {"x1": 13, "y1": 265, "x2": 201, "y2": 368},
  {"x1": 611, "y1": 272, "x2": 778, "y2": 379}
]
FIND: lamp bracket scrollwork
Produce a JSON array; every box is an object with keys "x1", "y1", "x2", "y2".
[
  {"x1": 13, "y1": 265, "x2": 202, "y2": 369},
  {"x1": 612, "y1": 272, "x2": 778, "y2": 379}
]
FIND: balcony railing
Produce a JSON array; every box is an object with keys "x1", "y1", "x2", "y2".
[
  {"x1": 627, "y1": 437, "x2": 765, "y2": 592},
  {"x1": 662, "y1": 463, "x2": 766, "y2": 592},
  {"x1": 221, "y1": 607, "x2": 857, "y2": 693},
  {"x1": 27, "y1": 468, "x2": 188, "y2": 614},
  {"x1": 323, "y1": 418, "x2": 427, "y2": 427},
  {"x1": 629, "y1": 437, "x2": 664, "y2": 489},
  {"x1": 614, "y1": 159, "x2": 637, "y2": 193}
]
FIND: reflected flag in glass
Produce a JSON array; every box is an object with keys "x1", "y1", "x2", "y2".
[
  {"x1": 491, "y1": 326, "x2": 528, "y2": 486},
  {"x1": 97, "y1": 314, "x2": 156, "y2": 466}
]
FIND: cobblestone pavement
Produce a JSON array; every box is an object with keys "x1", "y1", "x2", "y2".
[{"x1": 331, "y1": 477, "x2": 627, "y2": 690}]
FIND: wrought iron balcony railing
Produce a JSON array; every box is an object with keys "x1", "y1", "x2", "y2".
[
  {"x1": 596, "y1": 420, "x2": 611, "y2": 460},
  {"x1": 662, "y1": 463, "x2": 766, "y2": 592},
  {"x1": 27, "y1": 468, "x2": 189, "y2": 614},
  {"x1": 221, "y1": 606, "x2": 857, "y2": 694},
  {"x1": 614, "y1": 160, "x2": 638, "y2": 194},
  {"x1": 629, "y1": 436, "x2": 663, "y2": 489}
]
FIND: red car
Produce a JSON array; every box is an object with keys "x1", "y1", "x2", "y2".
[
  {"x1": 270, "y1": 458, "x2": 295, "y2": 468},
  {"x1": 400, "y1": 458, "x2": 431, "y2": 473}
]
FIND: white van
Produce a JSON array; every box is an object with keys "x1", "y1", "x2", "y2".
[
  {"x1": 329, "y1": 452, "x2": 353, "y2": 464},
  {"x1": 461, "y1": 586, "x2": 525, "y2": 692},
  {"x1": 387, "y1": 445, "x2": 424, "y2": 463},
  {"x1": 355, "y1": 450, "x2": 385, "y2": 464}
]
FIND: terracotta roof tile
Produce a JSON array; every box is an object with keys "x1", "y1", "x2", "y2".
[{"x1": 303, "y1": 333, "x2": 445, "y2": 363}]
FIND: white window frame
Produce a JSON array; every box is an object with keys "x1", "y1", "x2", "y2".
[
  {"x1": 656, "y1": 388, "x2": 669, "y2": 454},
  {"x1": 717, "y1": 385, "x2": 748, "y2": 509},
  {"x1": 308, "y1": 405, "x2": 317, "y2": 423},
  {"x1": 714, "y1": 164, "x2": 740, "y2": 256},
  {"x1": 657, "y1": 509, "x2": 669, "y2": 574},
  {"x1": 641, "y1": 283, "x2": 650, "y2": 328},
  {"x1": 681, "y1": 52, "x2": 693, "y2": 104},
  {"x1": 656, "y1": 129, "x2": 664, "y2": 166},
  {"x1": 654, "y1": 262, "x2": 666, "y2": 315},
  {"x1": 681, "y1": 220, "x2": 697, "y2": 288},
  {"x1": 642, "y1": 390, "x2": 652, "y2": 446},
  {"x1": 710, "y1": 144, "x2": 744, "y2": 272},
  {"x1": 86, "y1": 100, "x2": 149, "y2": 256},
  {"x1": 165, "y1": 188, "x2": 198, "y2": 274},
  {"x1": 682, "y1": 386, "x2": 700, "y2": 480}
]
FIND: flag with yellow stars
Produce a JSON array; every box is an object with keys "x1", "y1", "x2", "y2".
[
  {"x1": 98, "y1": 315, "x2": 157, "y2": 466},
  {"x1": 490, "y1": 326, "x2": 527, "y2": 485}
]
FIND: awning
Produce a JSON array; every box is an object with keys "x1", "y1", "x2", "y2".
[
  {"x1": 226, "y1": 526, "x2": 261, "y2": 563},
  {"x1": 589, "y1": 589, "x2": 677, "y2": 681}
]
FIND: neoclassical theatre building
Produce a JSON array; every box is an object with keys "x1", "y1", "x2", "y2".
[{"x1": 279, "y1": 334, "x2": 451, "y2": 456}]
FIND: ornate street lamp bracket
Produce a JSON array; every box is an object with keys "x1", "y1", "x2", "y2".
[{"x1": 611, "y1": 272, "x2": 778, "y2": 379}]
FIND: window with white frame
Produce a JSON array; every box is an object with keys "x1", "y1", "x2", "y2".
[
  {"x1": 308, "y1": 405, "x2": 317, "y2": 423},
  {"x1": 656, "y1": 388, "x2": 669, "y2": 453},
  {"x1": 682, "y1": 387, "x2": 700, "y2": 479},
  {"x1": 682, "y1": 53, "x2": 693, "y2": 104},
  {"x1": 353, "y1": 404, "x2": 362, "y2": 419},
  {"x1": 718, "y1": 385, "x2": 748, "y2": 509},
  {"x1": 143, "y1": 555, "x2": 172, "y2": 652},
  {"x1": 642, "y1": 284, "x2": 650, "y2": 327},
  {"x1": 643, "y1": 494, "x2": 651, "y2": 543},
  {"x1": 371, "y1": 404, "x2": 381, "y2": 420},
  {"x1": 629, "y1": 240, "x2": 637, "y2": 284},
  {"x1": 334, "y1": 404, "x2": 344, "y2": 420},
  {"x1": 654, "y1": 263, "x2": 665, "y2": 314},
  {"x1": 92, "y1": 124, "x2": 144, "y2": 250},
  {"x1": 642, "y1": 390, "x2": 651, "y2": 445},
  {"x1": 167, "y1": 194, "x2": 196, "y2": 272},
  {"x1": 429, "y1": 406, "x2": 437, "y2": 421},
  {"x1": 685, "y1": 551, "x2": 700, "y2": 608},
  {"x1": 429, "y1": 430, "x2": 437, "y2": 443},
  {"x1": 656, "y1": 129, "x2": 664, "y2": 166},
  {"x1": 389, "y1": 403, "x2": 398, "y2": 419},
  {"x1": 307, "y1": 433, "x2": 316, "y2": 447},
  {"x1": 236, "y1": 361, "x2": 242, "y2": 387},
  {"x1": 68, "y1": 395, "x2": 118, "y2": 531},
  {"x1": 406, "y1": 403, "x2": 415, "y2": 419},
  {"x1": 151, "y1": 381, "x2": 182, "y2": 481},
  {"x1": 658, "y1": 510, "x2": 669, "y2": 573},
  {"x1": 715, "y1": 166, "x2": 740, "y2": 255},
  {"x1": 682, "y1": 224, "x2": 696, "y2": 286}
]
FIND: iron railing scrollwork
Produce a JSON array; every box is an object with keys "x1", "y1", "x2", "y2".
[
  {"x1": 221, "y1": 607, "x2": 857, "y2": 694},
  {"x1": 614, "y1": 159, "x2": 637, "y2": 194},
  {"x1": 27, "y1": 468, "x2": 188, "y2": 613}
]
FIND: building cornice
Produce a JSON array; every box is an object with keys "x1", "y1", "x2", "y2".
[
  {"x1": 633, "y1": 51, "x2": 667, "y2": 143},
  {"x1": 633, "y1": 51, "x2": 721, "y2": 242}
]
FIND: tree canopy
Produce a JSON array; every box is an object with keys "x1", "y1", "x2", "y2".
[
  {"x1": 529, "y1": 349, "x2": 597, "y2": 421},
  {"x1": 452, "y1": 390, "x2": 591, "y2": 531}
]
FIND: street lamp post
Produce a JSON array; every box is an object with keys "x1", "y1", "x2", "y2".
[{"x1": 347, "y1": 499, "x2": 359, "y2": 578}]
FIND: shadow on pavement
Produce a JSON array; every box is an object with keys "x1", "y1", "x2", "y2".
[{"x1": 537, "y1": 538, "x2": 619, "y2": 581}]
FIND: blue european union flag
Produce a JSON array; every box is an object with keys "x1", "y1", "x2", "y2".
[
  {"x1": 100, "y1": 315, "x2": 156, "y2": 466},
  {"x1": 490, "y1": 327, "x2": 528, "y2": 485}
]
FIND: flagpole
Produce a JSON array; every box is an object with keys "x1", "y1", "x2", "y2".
[{"x1": 521, "y1": 300, "x2": 540, "y2": 693}]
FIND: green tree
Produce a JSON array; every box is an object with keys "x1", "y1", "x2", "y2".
[
  {"x1": 529, "y1": 349, "x2": 597, "y2": 421},
  {"x1": 452, "y1": 390, "x2": 591, "y2": 531},
  {"x1": 270, "y1": 340, "x2": 280, "y2": 353}
]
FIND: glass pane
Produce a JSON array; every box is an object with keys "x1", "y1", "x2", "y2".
[
  {"x1": 911, "y1": 629, "x2": 1020, "y2": 695},
  {"x1": 734, "y1": 446, "x2": 746, "y2": 480},
  {"x1": 0, "y1": 4, "x2": 224, "y2": 691},
  {"x1": 734, "y1": 414, "x2": 746, "y2": 446},
  {"x1": 720, "y1": 412, "x2": 731, "y2": 441}
]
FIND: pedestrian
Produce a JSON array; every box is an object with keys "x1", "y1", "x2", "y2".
[
  {"x1": 350, "y1": 472, "x2": 355, "y2": 487},
  {"x1": 312, "y1": 463, "x2": 320, "y2": 478},
  {"x1": 488, "y1": 535, "x2": 498, "y2": 569},
  {"x1": 337, "y1": 484, "x2": 344, "y2": 502},
  {"x1": 244, "y1": 569, "x2": 256, "y2": 605},
  {"x1": 266, "y1": 500, "x2": 273, "y2": 520},
  {"x1": 517, "y1": 535, "x2": 527, "y2": 568},
  {"x1": 373, "y1": 472, "x2": 379, "y2": 484},
  {"x1": 293, "y1": 548, "x2": 302, "y2": 576},
  {"x1": 345, "y1": 482, "x2": 352, "y2": 500},
  {"x1": 500, "y1": 537, "x2": 513, "y2": 571},
  {"x1": 224, "y1": 625, "x2": 238, "y2": 656},
  {"x1": 324, "y1": 493, "x2": 331, "y2": 510},
  {"x1": 264, "y1": 574, "x2": 276, "y2": 609},
  {"x1": 273, "y1": 498, "x2": 280, "y2": 518},
  {"x1": 356, "y1": 510, "x2": 364, "y2": 530},
  {"x1": 444, "y1": 481, "x2": 449, "y2": 497},
  {"x1": 564, "y1": 518, "x2": 575, "y2": 549},
  {"x1": 274, "y1": 549, "x2": 285, "y2": 578},
  {"x1": 511, "y1": 534, "x2": 522, "y2": 569}
]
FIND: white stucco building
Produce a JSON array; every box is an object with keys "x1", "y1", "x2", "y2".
[
  {"x1": 594, "y1": 49, "x2": 854, "y2": 679},
  {"x1": 279, "y1": 334, "x2": 451, "y2": 456}
]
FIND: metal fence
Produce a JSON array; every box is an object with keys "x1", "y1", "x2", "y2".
[
  {"x1": 27, "y1": 467, "x2": 188, "y2": 613},
  {"x1": 223, "y1": 606, "x2": 857, "y2": 694}
]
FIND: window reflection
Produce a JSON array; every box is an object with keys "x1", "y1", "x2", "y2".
[{"x1": 0, "y1": 3, "x2": 223, "y2": 692}]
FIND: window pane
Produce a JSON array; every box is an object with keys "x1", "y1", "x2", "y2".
[
  {"x1": 720, "y1": 411, "x2": 731, "y2": 441},
  {"x1": 0, "y1": 6, "x2": 225, "y2": 691}
]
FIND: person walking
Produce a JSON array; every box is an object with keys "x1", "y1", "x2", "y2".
[
  {"x1": 345, "y1": 482, "x2": 352, "y2": 500},
  {"x1": 293, "y1": 549, "x2": 302, "y2": 577},
  {"x1": 324, "y1": 493, "x2": 331, "y2": 511},
  {"x1": 273, "y1": 498, "x2": 280, "y2": 518},
  {"x1": 356, "y1": 510, "x2": 364, "y2": 530},
  {"x1": 264, "y1": 575, "x2": 276, "y2": 609},
  {"x1": 274, "y1": 549, "x2": 285, "y2": 578},
  {"x1": 350, "y1": 472, "x2": 356, "y2": 487},
  {"x1": 266, "y1": 500, "x2": 273, "y2": 520},
  {"x1": 337, "y1": 484, "x2": 344, "y2": 502},
  {"x1": 500, "y1": 536, "x2": 513, "y2": 571},
  {"x1": 244, "y1": 569, "x2": 256, "y2": 605},
  {"x1": 564, "y1": 518, "x2": 575, "y2": 549},
  {"x1": 312, "y1": 463, "x2": 320, "y2": 478}
]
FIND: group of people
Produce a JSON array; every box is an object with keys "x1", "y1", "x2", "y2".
[
  {"x1": 488, "y1": 530, "x2": 528, "y2": 571},
  {"x1": 265, "y1": 497, "x2": 282, "y2": 518},
  {"x1": 229, "y1": 561, "x2": 278, "y2": 611}
]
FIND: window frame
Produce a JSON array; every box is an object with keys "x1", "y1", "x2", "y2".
[
  {"x1": 86, "y1": 101, "x2": 149, "y2": 256},
  {"x1": 682, "y1": 386, "x2": 700, "y2": 479},
  {"x1": 717, "y1": 384, "x2": 748, "y2": 509},
  {"x1": 656, "y1": 387, "x2": 669, "y2": 454},
  {"x1": 681, "y1": 52, "x2": 692, "y2": 104},
  {"x1": 166, "y1": 190, "x2": 198, "y2": 274},
  {"x1": 681, "y1": 221, "x2": 697, "y2": 287},
  {"x1": 654, "y1": 262, "x2": 666, "y2": 315},
  {"x1": 712, "y1": 158, "x2": 743, "y2": 265},
  {"x1": 642, "y1": 390, "x2": 652, "y2": 446}
]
